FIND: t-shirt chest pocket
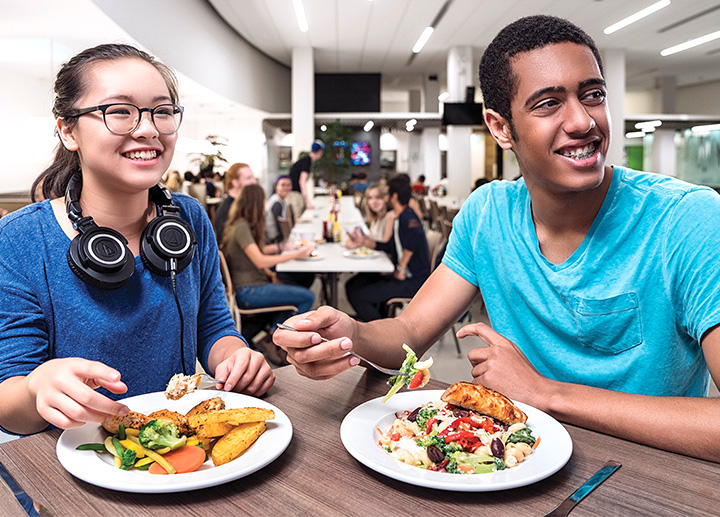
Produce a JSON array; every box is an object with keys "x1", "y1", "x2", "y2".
[{"x1": 575, "y1": 292, "x2": 643, "y2": 354}]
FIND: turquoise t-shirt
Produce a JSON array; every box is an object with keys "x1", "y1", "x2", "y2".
[{"x1": 444, "y1": 167, "x2": 720, "y2": 397}]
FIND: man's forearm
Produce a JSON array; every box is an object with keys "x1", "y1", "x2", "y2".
[{"x1": 539, "y1": 379, "x2": 720, "y2": 463}]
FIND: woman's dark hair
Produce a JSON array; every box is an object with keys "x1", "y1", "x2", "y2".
[
  {"x1": 479, "y1": 15, "x2": 603, "y2": 137},
  {"x1": 221, "y1": 184, "x2": 266, "y2": 250},
  {"x1": 31, "y1": 43, "x2": 179, "y2": 202}
]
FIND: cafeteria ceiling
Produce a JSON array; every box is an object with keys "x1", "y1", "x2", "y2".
[{"x1": 209, "y1": 0, "x2": 720, "y2": 94}]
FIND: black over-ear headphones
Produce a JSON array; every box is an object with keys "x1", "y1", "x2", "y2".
[{"x1": 65, "y1": 172, "x2": 197, "y2": 289}]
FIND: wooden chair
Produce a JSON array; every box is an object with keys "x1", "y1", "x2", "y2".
[
  {"x1": 276, "y1": 216, "x2": 292, "y2": 243},
  {"x1": 445, "y1": 207, "x2": 459, "y2": 223},
  {"x1": 217, "y1": 251, "x2": 297, "y2": 336},
  {"x1": 440, "y1": 218, "x2": 453, "y2": 241},
  {"x1": 429, "y1": 200, "x2": 440, "y2": 231}
]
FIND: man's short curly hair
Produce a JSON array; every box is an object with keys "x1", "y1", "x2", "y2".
[{"x1": 479, "y1": 15, "x2": 603, "y2": 132}]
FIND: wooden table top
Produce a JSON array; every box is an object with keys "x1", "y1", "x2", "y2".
[{"x1": 1, "y1": 366, "x2": 718, "y2": 516}]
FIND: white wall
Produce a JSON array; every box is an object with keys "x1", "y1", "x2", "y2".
[
  {"x1": 92, "y1": 0, "x2": 291, "y2": 114},
  {"x1": 627, "y1": 80, "x2": 720, "y2": 116}
]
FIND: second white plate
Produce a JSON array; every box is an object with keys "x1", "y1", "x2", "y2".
[{"x1": 340, "y1": 390, "x2": 572, "y2": 491}]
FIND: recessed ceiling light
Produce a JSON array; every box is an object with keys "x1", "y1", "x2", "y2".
[
  {"x1": 412, "y1": 27, "x2": 434, "y2": 53},
  {"x1": 635, "y1": 120, "x2": 662, "y2": 131},
  {"x1": 292, "y1": 0, "x2": 309, "y2": 33},
  {"x1": 363, "y1": 121, "x2": 374, "y2": 132},
  {"x1": 691, "y1": 123, "x2": 720, "y2": 133},
  {"x1": 625, "y1": 131, "x2": 647, "y2": 138},
  {"x1": 603, "y1": 0, "x2": 670, "y2": 35},
  {"x1": 661, "y1": 30, "x2": 720, "y2": 56},
  {"x1": 438, "y1": 92, "x2": 449, "y2": 102}
]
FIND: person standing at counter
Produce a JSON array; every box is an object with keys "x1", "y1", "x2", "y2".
[
  {"x1": 0, "y1": 43, "x2": 274, "y2": 437},
  {"x1": 274, "y1": 15, "x2": 720, "y2": 463},
  {"x1": 288, "y1": 141, "x2": 324, "y2": 215},
  {"x1": 213, "y1": 162, "x2": 257, "y2": 242}
]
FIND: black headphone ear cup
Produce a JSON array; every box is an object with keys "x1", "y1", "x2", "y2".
[
  {"x1": 140, "y1": 215, "x2": 197, "y2": 276},
  {"x1": 67, "y1": 227, "x2": 135, "y2": 289}
]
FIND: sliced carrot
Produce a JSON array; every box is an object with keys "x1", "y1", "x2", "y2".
[
  {"x1": 149, "y1": 446, "x2": 207, "y2": 475},
  {"x1": 532, "y1": 436, "x2": 541, "y2": 450},
  {"x1": 457, "y1": 465, "x2": 475, "y2": 472}
]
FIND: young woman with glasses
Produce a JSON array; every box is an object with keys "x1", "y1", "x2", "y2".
[{"x1": 0, "y1": 44, "x2": 274, "y2": 437}]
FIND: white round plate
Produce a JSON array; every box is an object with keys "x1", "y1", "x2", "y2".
[
  {"x1": 343, "y1": 250, "x2": 378, "y2": 259},
  {"x1": 340, "y1": 390, "x2": 572, "y2": 492},
  {"x1": 56, "y1": 390, "x2": 292, "y2": 493}
]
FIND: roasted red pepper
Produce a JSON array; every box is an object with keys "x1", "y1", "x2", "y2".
[
  {"x1": 445, "y1": 431, "x2": 477, "y2": 442},
  {"x1": 408, "y1": 370, "x2": 424, "y2": 390},
  {"x1": 425, "y1": 417, "x2": 438, "y2": 435}
]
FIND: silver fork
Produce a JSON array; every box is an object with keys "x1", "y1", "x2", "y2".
[
  {"x1": 276, "y1": 323, "x2": 409, "y2": 377},
  {"x1": 197, "y1": 373, "x2": 225, "y2": 385}
]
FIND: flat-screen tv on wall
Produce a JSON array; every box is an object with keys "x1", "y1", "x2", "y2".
[{"x1": 350, "y1": 141, "x2": 371, "y2": 166}]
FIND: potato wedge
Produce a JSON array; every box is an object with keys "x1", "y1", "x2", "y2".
[
  {"x1": 188, "y1": 408, "x2": 274, "y2": 429},
  {"x1": 185, "y1": 396, "x2": 225, "y2": 419},
  {"x1": 211, "y1": 421, "x2": 267, "y2": 466},
  {"x1": 194, "y1": 422, "x2": 236, "y2": 439}
]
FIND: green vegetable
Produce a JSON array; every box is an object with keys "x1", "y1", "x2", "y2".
[
  {"x1": 120, "y1": 449, "x2": 137, "y2": 470},
  {"x1": 506, "y1": 427, "x2": 536, "y2": 446},
  {"x1": 416, "y1": 433, "x2": 462, "y2": 456},
  {"x1": 75, "y1": 443, "x2": 107, "y2": 451},
  {"x1": 138, "y1": 419, "x2": 186, "y2": 450},
  {"x1": 382, "y1": 345, "x2": 433, "y2": 403},
  {"x1": 493, "y1": 457, "x2": 506, "y2": 471},
  {"x1": 415, "y1": 407, "x2": 438, "y2": 430},
  {"x1": 117, "y1": 423, "x2": 126, "y2": 440},
  {"x1": 111, "y1": 437, "x2": 125, "y2": 457},
  {"x1": 446, "y1": 451, "x2": 497, "y2": 474}
]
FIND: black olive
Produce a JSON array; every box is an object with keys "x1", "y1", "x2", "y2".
[
  {"x1": 427, "y1": 444, "x2": 445, "y2": 463},
  {"x1": 490, "y1": 437, "x2": 505, "y2": 458},
  {"x1": 407, "y1": 407, "x2": 421, "y2": 421}
]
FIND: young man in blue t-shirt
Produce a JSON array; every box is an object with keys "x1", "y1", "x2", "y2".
[{"x1": 274, "y1": 15, "x2": 720, "y2": 463}]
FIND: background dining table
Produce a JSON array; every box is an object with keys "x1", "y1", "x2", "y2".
[
  {"x1": 0, "y1": 366, "x2": 718, "y2": 516},
  {"x1": 277, "y1": 195, "x2": 394, "y2": 307}
]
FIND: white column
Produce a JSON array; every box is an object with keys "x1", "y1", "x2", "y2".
[
  {"x1": 602, "y1": 49, "x2": 625, "y2": 168},
  {"x1": 292, "y1": 47, "x2": 315, "y2": 161},
  {"x1": 651, "y1": 130, "x2": 677, "y2": 176},
  {"x1": 446, "y1": 46, "x2": 474, "y2": 201},
  {"x1": 421, "y1": 128, "x2": 441, "y2": 186},
  {"x1": 651, "y1": 75, "x2": 677, "y2": 176},
  {"x1": 408, "y1": 132, "x2": 422, "y2": 177}
]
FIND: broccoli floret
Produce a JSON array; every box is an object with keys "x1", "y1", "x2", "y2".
[
  {"x1": 446, "y1": 451, "x2": 496, "y2": 474},
  {"x1": 120, "y1": 449, "x2": 137, "y2": 470},
  {"x1": 138, "y1": 419, "x2": 185, "y2": 450},
  {"x1": 415, "y1": 407, "x2": 438, "y2": 430},
  {"x1": 506, "y1": 427, "x2": 536, "y2": 446},
  {"x1": 416, "y1": 434, "x2": 463, "y2": 456}
]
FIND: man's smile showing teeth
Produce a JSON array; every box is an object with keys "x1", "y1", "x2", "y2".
[
  {"x1": 558, "y1": 141, "x2": 597, "y2": 160},
  {"x1": 123, "y1": 150, "x2": 159, "y2": 160}
]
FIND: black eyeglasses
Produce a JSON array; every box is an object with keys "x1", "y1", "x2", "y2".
[{"x1": 68, "y1": 103, "x2": 184, "y2": 135}]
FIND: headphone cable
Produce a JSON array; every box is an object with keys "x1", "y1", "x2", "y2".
[{"x1": 169, "y1": 258, "x2": 187, "y2": 375}]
